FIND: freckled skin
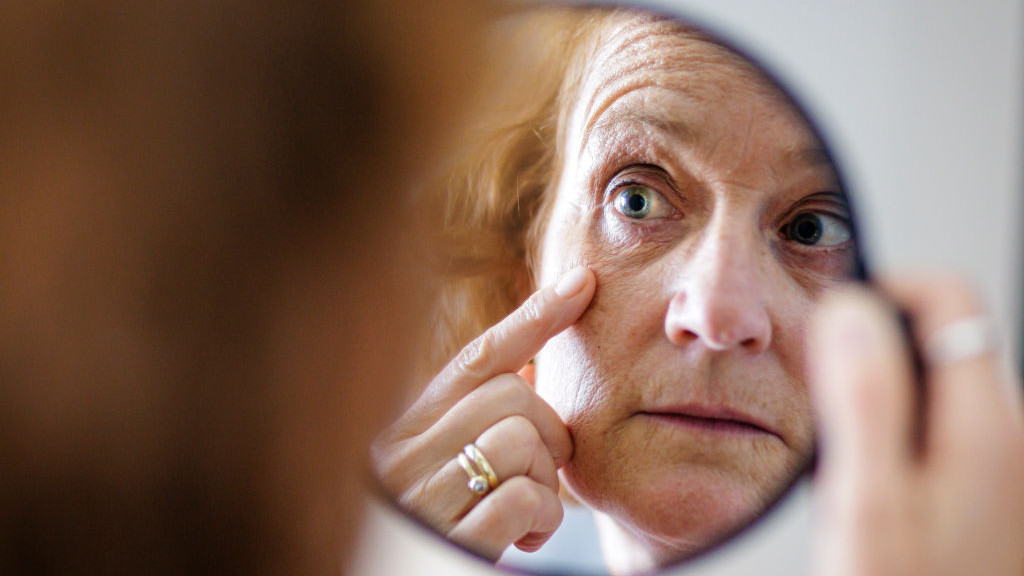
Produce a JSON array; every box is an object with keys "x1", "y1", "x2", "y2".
[{"x1": 533, "y1": 15, "x2": 854, "y2": 569}]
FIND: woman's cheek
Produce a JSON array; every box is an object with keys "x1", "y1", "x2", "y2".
[
  {"x1": 535, "y1": 327, "x2": 601, "y2": 425},
  {"x1": 536, "y1": 210, "x2": 670, "y2": 420},
  {"x1": 534, "y1": 269, "x2": 625, "y2": 427},
  {"x1": 538, "y1": 254, "x2": 659, "y2": 417}
]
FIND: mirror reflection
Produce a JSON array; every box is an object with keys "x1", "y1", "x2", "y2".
[{"x1": 372, "y1": 5, "x2": 863, "y2": 574}]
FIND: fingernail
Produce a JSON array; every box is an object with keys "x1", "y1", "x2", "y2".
[{"x1": 555, "y1": 266, "x2": 589, "y2": 298}]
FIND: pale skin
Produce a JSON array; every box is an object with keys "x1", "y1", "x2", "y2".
[
  {"x1": 533, "y1": 17, "x2": 853, "y2": 572},
  {"x1": 372, "y1": 12, "x2": 1024, "y2": 576}
]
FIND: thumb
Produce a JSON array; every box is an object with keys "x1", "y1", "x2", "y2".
[
  {"x1": 808, "y1": 287, "x2": 916, "y2": 576},
  {"x1": 808, "y1": 286, "x2": 915, "y2": 492}
]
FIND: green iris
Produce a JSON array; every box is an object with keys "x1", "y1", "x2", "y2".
[{"x1": 615, "y1": 186, "x2": 654, "y2": 218}]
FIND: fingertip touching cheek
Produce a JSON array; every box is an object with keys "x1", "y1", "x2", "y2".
[{"x1": 530, "y1": 13, "x2": 853, "y2": 568}]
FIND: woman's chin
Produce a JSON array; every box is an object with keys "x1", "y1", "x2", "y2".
[{"x1": 563, "y1": 463, "x2": 774, "y2": 566}]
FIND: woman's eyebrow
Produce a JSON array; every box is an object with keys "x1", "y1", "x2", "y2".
[
  {"x1": 804, "y1": 190, "x2": 847, "y2": 203},
  {"x1": 580, "y1": 106, "x2": 699, "y2": 157},
  {"x1": 786, "y1": 146, "x2": 833, "y2": 168}
]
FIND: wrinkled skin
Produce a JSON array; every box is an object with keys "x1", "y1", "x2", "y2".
[{"x1": 533, "y1": 15, "x2": 854, "y2": 572}]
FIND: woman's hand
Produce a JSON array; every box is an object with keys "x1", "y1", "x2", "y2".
[
  {"x1": 371, "y1": 266, "x2": 595, "y2": 560},
  {"x1": 808, "y1": 276, "x2": 1024, "y2": 576}
]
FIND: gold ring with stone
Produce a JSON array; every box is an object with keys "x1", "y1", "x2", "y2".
[
  {"x1": 456, "y1": 443, "x2": 499, "y2": 495},
  {"x1": 464, "y1": 443, "x2": 499, "y2": 488}
]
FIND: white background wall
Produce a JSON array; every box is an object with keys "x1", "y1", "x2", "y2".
[{"x1": 354, "y1": 1, "x2": 1023, "y2": 575}]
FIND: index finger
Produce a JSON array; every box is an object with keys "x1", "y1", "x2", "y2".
[{"x1": 432, "y1": 266, "x2": 595, "y2": 408}]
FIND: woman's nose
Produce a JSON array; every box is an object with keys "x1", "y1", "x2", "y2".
[{"x1": 663, "y1": 228, "x2": 772, "y2": 353}]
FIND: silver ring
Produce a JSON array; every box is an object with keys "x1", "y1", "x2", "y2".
[{"x1": 924, "y1": 315, "x2": 998, "y2": 366}]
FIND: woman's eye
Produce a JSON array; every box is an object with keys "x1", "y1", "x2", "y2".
[
  {"x1": 612, "y1": 185, "x2": 674, "y2": 219},
  {"x1": 783, "y1": 212, "x2": 851, "y2": 246}
]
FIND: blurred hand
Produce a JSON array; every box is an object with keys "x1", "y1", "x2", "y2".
[
  {"x1": 809, "y1": 276, "x2": 1024, "y2": 576},
  {"x1": 371, "y1": 266, "x2": 595, "y2": 559}
]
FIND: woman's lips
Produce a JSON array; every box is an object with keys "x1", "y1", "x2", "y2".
[{"x1": 637, "y1": 404, "x2": 780, "y2": 439}]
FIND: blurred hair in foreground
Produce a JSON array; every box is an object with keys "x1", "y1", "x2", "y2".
[{"x1": 0, "y1": 1, "x2": 488, "y2": 574}]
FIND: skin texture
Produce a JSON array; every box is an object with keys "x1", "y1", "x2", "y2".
[{"x1": 533, "y1": 15, "x2": 854, "y2": 572}]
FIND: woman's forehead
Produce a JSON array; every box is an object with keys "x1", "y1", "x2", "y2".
[
  {"x1": 561, "y1": 17, "x2": 811, "y2": 169},
  {"x1": 571, "y1": 16, "x2": 784, "y2": 139}
]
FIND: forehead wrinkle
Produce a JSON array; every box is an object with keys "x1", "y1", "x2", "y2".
[
  {"x1": 577, "y1": 58, "x2": 715, "y2": 160},
  {"x1": 574, "y1": 26, "x2": 768, "y2": 163},
  {"x1": 704, "y1": 93, "x2": 831, "y2": 185},
  {"x1": 578, "y1": 81, "x2": 701, "y2": 159},
  {"x1": 572, "y1": 17, "x2": 707, "y2": 132}
]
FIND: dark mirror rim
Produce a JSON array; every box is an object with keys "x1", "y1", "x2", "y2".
[{"x1": 371, "y1": 2, "x2": 871, "y2": 573}]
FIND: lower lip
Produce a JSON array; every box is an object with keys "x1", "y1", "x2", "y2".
[{"x1": 639, "y1": 412, "x2": 773, "y2": 438}]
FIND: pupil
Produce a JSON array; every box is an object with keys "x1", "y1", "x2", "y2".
[
  {"x1": 627, "y1": 192, "x2": 647, "y2": 213},
  {"x1": 792, "y1": 214, "x2": 822, "y2": 244}
]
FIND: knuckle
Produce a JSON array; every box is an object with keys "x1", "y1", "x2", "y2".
[
  {"x1": 477, "y1": 415, "x2": 544, "y2": 477},
  {"x1": 396, "y1": 480, "x2": 433, "y2": 520},
  {"x1": 500, "y1": 414, "x2": 544, "y2": 459},
  {"x1": 453, "y1": 333, "x2": 497, "y2": 380},
  {"x1": 489, "y1": 373, "x2": 533, "y2": 409},
  {"x1": 369, "y1": 440, "x2": 407, "y2": 491},
  {"x1": 517, "y1": 295, "x2": 546, "y2": 327},
  {"x1": 517, "y1": 291, "x2": 561, "y2": 335},
  {"x1": 368, "y1": 440, "x2": 395, "y2": 479},
  {"x1": 502, "y1": 476, "x2": 547, "y2": 516},
  {"x1": 505, "y1": 414, "x2": 540, "y2": 445},
  {"x1": 369, "y1": 438, "x2": 430, "y2": 497}
]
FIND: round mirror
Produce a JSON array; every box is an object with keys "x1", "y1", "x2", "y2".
[{"x1": 371, "y1": 4, "x2": 867, "y2": 574}]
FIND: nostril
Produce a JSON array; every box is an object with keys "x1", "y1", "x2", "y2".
[{"x1": 667, "y1": 327, "x2": 700, "y2": 346}]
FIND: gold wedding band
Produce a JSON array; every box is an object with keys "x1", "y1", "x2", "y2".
[
  {"x1": 924, "y1": 315, "x2": 998, "y2": 367},
  {"x1": 456, "y1": 443, "x2": 499, "y2": 495}
]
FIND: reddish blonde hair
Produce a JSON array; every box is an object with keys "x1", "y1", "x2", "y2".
[{"x1": 420, "y1": 6, "x2": 616, "y2": 375}]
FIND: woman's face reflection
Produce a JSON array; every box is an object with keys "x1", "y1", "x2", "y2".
[{"x1": 534, "y1": 13, "x2": 854, "y2": 567}]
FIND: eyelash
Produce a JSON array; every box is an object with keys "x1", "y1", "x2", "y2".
[{"x1": 778, "y1": 194, "x2": 852, "y2": 249}]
